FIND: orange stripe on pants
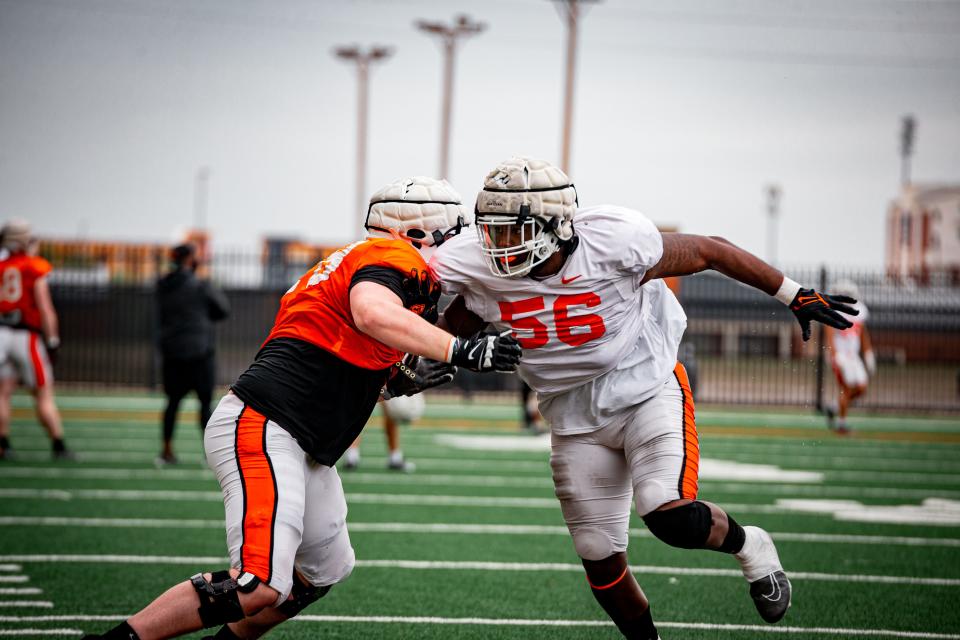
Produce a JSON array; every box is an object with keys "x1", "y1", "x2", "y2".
[
  {"x1": 673, "y1": 362, "x2": 699, "y2": 500},
  {"x1": 235, "y1": 406, "x2": 278, "y2": 583},
  {"x1": 28, "y1": 333, "x2": 46, "y2": 388}
]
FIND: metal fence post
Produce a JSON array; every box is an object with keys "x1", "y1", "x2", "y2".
[
  {"x1": 813, "y1": 264, "x2": 828, "y2": 411},
  {"x1": 148, "y1": 248, "x2": 162, "y2": 390}
]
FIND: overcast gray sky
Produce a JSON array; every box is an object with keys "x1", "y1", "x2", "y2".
[{"x1": 1, "y1": 0, "x2": 958, "y2": 267}]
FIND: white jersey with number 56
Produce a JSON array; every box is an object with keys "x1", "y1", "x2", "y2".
[{"x1": 430, "y1": 205, "x2": 687, "y2": 434}]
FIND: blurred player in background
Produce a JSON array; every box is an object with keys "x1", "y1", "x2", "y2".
[
  {"x1": 824, "y1": 280, "x2": 875, "y2": 434},
  {"x1": 520, "y1": 380, "x2": 545, "y2": 433},
  {"x1": 343, "y1": 392, "x2": 425, "y2": 472},
  {"x1": 0, "y1": 219, "x2": 72, "y2": 460},
  {"x1": 83, "y1": 177, "x2": 520, "y2": 640},
  {"x1": 431, "y1": 157, "x2": 858, "y2": 640},
  {"x1": 155, "y1": 243, "x2": 231, "y2": 465}
]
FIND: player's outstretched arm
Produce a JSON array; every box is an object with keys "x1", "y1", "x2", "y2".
[
  {"x1": 642, "y1": 233, "x2": 858, "y2": 341},
  {"x1": 350, "y1": 282, "x2": 520, "y2": 372}
]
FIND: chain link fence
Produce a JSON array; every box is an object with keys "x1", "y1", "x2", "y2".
[{"x1": 44, "y1": 245, "x2": 960, "y2": 413}]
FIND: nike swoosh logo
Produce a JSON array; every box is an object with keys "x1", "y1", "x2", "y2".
[
  {"x1": 468, "y1": 342, "x2": 484, "y2": 361},
  {"x1": 761, "y1": 575, "x2": 782, "y2": 602},
  {"x1": 561, "y1": 275, "x2": 581, "y2": 284}
]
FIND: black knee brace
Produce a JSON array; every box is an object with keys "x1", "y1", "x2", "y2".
[
  {"x1": 277, "y1": 581, "x2": 331, "y2": 618},
  {"x1": 642, "y1": 501, "x2": 713, "y2": 549},
  {"x1": 190, "y1": 571, "x2": 260, "y2": 628}
]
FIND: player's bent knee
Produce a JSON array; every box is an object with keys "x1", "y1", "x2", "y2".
[
  {"x1": 572, "y1": 526, "x2": 617, "y2": 561},
  {"x1": 190, "y1": 570, "x2": 268, "y2": 628},
  {"x1": 276, "y1": 580, "x2": 332, "y2": 618},
  {"x1": 642, "y1": 501, "x2": 712, "y2": 549}
]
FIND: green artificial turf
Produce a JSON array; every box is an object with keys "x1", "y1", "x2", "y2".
[{"x1": 0, "y1": 392, "x2": 958, "y2": 639}]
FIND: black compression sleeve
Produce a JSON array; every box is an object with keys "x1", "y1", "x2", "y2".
[{"x1": 350, "y1": 266, "x2": 409, "y2": 306}]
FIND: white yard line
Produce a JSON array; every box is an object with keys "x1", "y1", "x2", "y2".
[
  {"x1": 0, "y1": 577, "x2": 29, "y2": 584},
  {"x1": 1, "y1": 516, "x2": 957, "y2": 548},
  {"x1": 0, "y1": 615, "x2": 957, "y2": 638},
  {"x1": 0, "y1": 554, "x2": 955, "y2": 587},
  {"x1": 0, "y1": 488, "x2": 224, "y2": 502},
  {"x1": 0, "y1": 565, "x2": 21, "y2": 572},
  {"x1": 0, "y1": 601, "x2": 53, "y2": 608},
  {"x1": 0, "y1": 588, "x2": 41, "y2": 595},
  {"x1": 3, "y1": 487, "x2": 959, "y2": 526},
  {"x1": 5, "y1": 465, "x2": 960, "y2": 499}
]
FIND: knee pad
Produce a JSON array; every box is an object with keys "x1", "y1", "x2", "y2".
[
  {"x1": 190, "y1": 570, "x2": 260, "y2": 628},
  {"x1": 642, "y1": 501, "x2": 712, "y2": 549},
  {"x1": 572, "y1": 526, "x2": 618, "y2": 562},
  {"x1": 276, "y1": 580, "x2": 331, "y2": 618}
]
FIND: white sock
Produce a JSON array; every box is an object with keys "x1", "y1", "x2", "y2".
[
  {"x1": 388, "y1": 450, "x2": 404, "y2": 465},
  {"x1": 344, "y1": 448, "x2": 360, "y2": 465},
  {"x1": 734, "y1": 526, "x2": 783, "y2": 582}
]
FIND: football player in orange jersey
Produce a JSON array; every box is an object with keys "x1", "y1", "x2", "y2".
[
  {"x1": 0, "y1": 219, "x2": 72, "y2": 460},
  {"x1": 84, "y1": 177, "x2": 521, "y2": 640}
]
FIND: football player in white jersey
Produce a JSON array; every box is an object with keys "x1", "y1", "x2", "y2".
[
  {"x1": 823, "y1": 281, "x2": 875, "y2": 434},
  {"x1": 430, "y1": 156, "x2": 858, "y2": 640}
]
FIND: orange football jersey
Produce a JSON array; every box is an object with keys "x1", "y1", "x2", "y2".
[
  {"x1": 265, "y1": 238, "x2": 432, "y2": 370},
  {"x1": 0, "y1": 253, "x2": 52, "y2": 332}
]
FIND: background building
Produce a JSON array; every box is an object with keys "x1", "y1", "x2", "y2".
[{"x1": 886, "y1": 184, "x2": 960, "y2": 284}]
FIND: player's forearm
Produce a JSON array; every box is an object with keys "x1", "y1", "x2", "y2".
[
  {"x1": 40, "y1": 311, "x2": 59, "y2": 344},
  {"x1": 34, "y1": 280, "x2": 60, "y2": 343},
  {"x1": 350, "y1": 282, "x2": 456, "y2": 361},
  {"x1": 355, "y1": 304, "x2": 453, "y2": 362},
  {"x1": 699, "y1": 235, "x2": 784, "y2": 296}
]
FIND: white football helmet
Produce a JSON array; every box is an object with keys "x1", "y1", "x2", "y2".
[
  {"x1": 365, "y1": 177, "x2": 471, "y2": 259},
  {"x1": 831, "y1": 280, "x2": 860, "y2": 300},
  {"x1": 474, "y1": 156, "x2": 577, "y2": 278},
  {"x1": 383, "y1": 393, "x2": 426, "y2": 423},
  {"x1": 0, "y1": 218, "x2": 33, "y2": 252}
]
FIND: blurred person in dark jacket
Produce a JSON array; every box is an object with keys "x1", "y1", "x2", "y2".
[{"x1": 156, "y1": 243, "x2": 230, "y2": 465}]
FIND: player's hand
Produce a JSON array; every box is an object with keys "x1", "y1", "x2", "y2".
[
  {"x1": 450, "y1": 330, "x2": 521, "y2": 372},
  {"x1": 45, "y1": 336, "x2": 60, "y2": 366},
  {"x1": 384, "y1": 355, "x2": 457, "y2": 399},
  {"x1": 402, "y1": 268, "x2": 441, "y2": 324},
  {"x1": 789, "y1": 288, "x2": 858, "y2": 341}
]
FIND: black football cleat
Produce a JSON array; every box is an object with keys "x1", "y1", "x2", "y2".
[{"x1": 748, "y1": 570, "x2": 792, "y2": 623}]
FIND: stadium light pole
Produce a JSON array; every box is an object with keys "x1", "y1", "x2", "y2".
[
  {"x1": 765, "y1": 184, "x2": 782, "y2": 266},
  {"x1": 900, "y1": 114, "x2": 916, "y2": 188},
  {"x1": 416, "y1": 14, "x2": 485, "y2": 180},
  {"x1": 334, "y1": 45, "x2": 393, "y2": 231},
  {"x1": 193, "y1": 166, "x2": 211, "y2": 230},
  {"x1": 550, "y1": 0, "x2": 600, "y2": 175}
]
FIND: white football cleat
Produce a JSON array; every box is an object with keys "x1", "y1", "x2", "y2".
[{"x1": 734, "y1": 526, "x2": 792, "y2": 623}]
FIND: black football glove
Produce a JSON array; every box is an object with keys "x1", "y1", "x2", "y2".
[
  {"x1": 450, "y1": 330, "x2": 522, "y2": 373},
  {"x1": 383, "y1": 355, "x2": 457, "y2": 399},
  {"x1": 401, "y1": 268, "x2": 441, "y2": 325},
  {"x1": 45, "y1": 337, "x2": 60, "y2": 367},
  {"x1": 789, "y1": 288, "x2": 858, "y2": 341}
]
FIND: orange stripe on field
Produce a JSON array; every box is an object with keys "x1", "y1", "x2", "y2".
[
  {"x1": 674, "y1": 362, "x2": 699, "y2": 500},
  {"x1": 236, "y1": 406, "x2": 277, "y2": 582},
  {"x1": 28, "y1": 333, "x2": 46, "y2": 388}
]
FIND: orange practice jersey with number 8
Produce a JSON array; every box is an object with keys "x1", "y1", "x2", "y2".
[
  {"x1": 265, "y1": 238, "x2": 430, "y2": 370},
  {"x1": 0, "y1": 254, "x2": 52, "y2": 333}
]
